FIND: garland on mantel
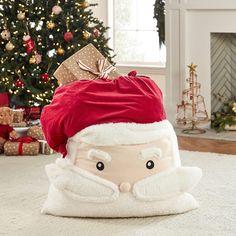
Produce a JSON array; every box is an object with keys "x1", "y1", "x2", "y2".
[
  {"x1": 153, "y1": 0, "x2": 165, "y2": 47},
  {"x1": 211, "y1": 99, "x2": 236, "y2": 132}
]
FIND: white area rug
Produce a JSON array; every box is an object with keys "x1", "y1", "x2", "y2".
[{"x1": 0, "y1": 151, "x2": 235, "y2": 236}]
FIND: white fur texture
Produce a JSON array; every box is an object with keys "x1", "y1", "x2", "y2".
[
  {"x1": 42, "y1": 158, "x2": 201, "y2": 217},
  {"x1": 87, "y1": 149, "x2": 112, "y2": 162},
  {"x1": 66, "y1": 120, "x2": 181, "y2": 167},
  {"x1": 133, "y1": 167, "x2": 202, "y2": 201}
]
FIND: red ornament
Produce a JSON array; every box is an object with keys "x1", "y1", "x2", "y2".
[
  {"x1": 64, "y1": 32, "x2": 73, "y2": 42},
  {"x1": 41, "y1": 73, "x2": 49, "y2": 82},
  {"x1": 93, "y1": 28, "x2": 101, "y2": 38},
  {"x1": 15, "y1": 79, "x2": 24, "y2": 88},
  {"x1": 23, "y1": 35, "x2": 35, "y2": 54}
]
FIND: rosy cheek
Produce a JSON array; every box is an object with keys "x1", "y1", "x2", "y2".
[{"x1": 155, "y1": 157, "x2": 172, "y2": 173}]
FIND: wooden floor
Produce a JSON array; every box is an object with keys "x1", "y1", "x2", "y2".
[{"x1": 177, "y1": 136, "x2": 236, "y2": 155}]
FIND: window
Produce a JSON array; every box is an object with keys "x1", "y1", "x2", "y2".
[{"x1": 110, "y1": 0, "x2": 166, "y2": 65}]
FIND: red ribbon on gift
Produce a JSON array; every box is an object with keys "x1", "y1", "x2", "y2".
[{"x1": 13, "y1": 136, "x2": 37, "y2": 155}]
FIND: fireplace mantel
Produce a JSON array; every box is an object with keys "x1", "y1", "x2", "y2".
[{"x1": 166, "y1": 0, "x2": 236, "y2": 123}]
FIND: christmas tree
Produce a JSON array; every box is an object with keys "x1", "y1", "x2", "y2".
[{"x1": 0, "y1": 0, "x2": 113, "y2": 107}]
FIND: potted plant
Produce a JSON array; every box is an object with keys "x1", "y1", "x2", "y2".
[{"x1": 211, "y1": 99, "x2": 236, "y2": 132}]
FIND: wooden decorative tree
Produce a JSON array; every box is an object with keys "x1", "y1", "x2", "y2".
[{"x1": 176, "y1": 63, "x2": 209, "y2": 134}]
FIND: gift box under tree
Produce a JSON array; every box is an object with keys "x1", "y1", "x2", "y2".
[
  {"x1": 27, "y1": 126, "x2": 54, "y2": 155},
  {"x1": 4, "y1": 136, "x2": 39, "y2": 156}
]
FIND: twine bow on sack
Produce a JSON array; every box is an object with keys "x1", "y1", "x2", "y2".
[{"x1": 77, "y1": 58, "x2": 116, "y2": 79}]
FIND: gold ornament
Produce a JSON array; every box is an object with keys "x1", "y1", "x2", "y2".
[
  {"x1": 83, "y1": 30, "x2": 91, "y2": 39},
  {"x1": 29, "y1": 56, "x2": 36, "y2": 64},
  {"x1": 81, "y1": 1, "x2": 89, "y2": 8},
  {"x1": 57, "y1": 47, "x2": 65, "y2": 55},
  {"x1": 17, "y1": 11, "x2": 26, "y2": 20},
  {"x1": 5, "y1": 41, "x2": 15, "y2": 51},
  {"x1": 47, "y1": 21, "x2": 55, "y2": 29}
]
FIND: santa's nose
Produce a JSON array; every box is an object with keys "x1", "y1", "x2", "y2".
[{"x1": 119, "y1": 182, "x2": 131, "y2": 193}]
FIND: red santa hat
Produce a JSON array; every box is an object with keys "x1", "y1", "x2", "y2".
[{"x1": 41, "y1": 72, "x2": 169, "y2": 157}]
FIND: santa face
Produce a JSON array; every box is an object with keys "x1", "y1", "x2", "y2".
[
  {"x1": 74, "y1": 138, "x2": 173, "y2": 192},
  {"x1": 44, "y1": 136, "x2": 202, "y2": 217}
]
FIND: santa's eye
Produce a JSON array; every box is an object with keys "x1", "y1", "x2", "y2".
[
  {"x1": 96, "y1": 161, "x2": 104, "y2": 171},
  {"x1": 146, "y1": 160, "x2": 154, "y2": 169}
]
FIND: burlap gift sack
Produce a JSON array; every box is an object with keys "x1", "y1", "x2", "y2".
[
  {"x1": 27, "y1": 126, "x2": 44, "y2": 140},
  {"x1": 54, "y1": 43, "x2": 120, "y2": 85},
  {"x1": 4, "y1": 138, "x2": 39, "y2": 156},
  {"x1": 12, "y1": 109, "x2": 24, "y2": 123}
]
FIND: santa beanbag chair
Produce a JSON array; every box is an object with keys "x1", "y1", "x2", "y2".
[{"x1": 40, "y1": 73, "x2": 202, "y2": 217}]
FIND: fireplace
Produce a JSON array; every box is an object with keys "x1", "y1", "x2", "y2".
[
  {"x1": 211, "y1": 33, "x2": 236, "y2": 112},
  {"x1": 166, "y1": 0, "x2": 236, "y2": 123}
]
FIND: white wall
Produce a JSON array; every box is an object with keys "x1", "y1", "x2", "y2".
[
  {"x1": 90, "y1": 0, "x2": 108, "y2": 26},
  {"x1": 90, "y1": 0, "x2": 166, "y2": 98}
]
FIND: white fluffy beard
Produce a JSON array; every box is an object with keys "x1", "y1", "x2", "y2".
[{"x1": 42, "y1": 158, "x2": 202, "y2": 218}]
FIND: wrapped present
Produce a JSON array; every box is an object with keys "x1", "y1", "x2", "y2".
[
  {"x1": 39, "y1": 140, "x2": 54, "y2": 155},
  {"x1": 54, "y1": 43, "x2": 120, "y2": 85},
  {"x1": 12, "y1": 121, "x2": 27, "y2": 128},
  {"x1": 26, "y1": 107, "x2": 41, "y2": 120},
  {"x1": 12, "y1": 109, "x2": 24, "y2": 123},
  {"x1": 0, "y1": 92, "x2": 9, "y2": 107},
  {"x1": 4, "y1": 136, "x2": 39, "y2": 156},
  {"x1": 27, "y1": 126, "x2": 44, "y2": 140},
  {"x1": 15, "y1": 106, "x2": 41, "y2": 121}
]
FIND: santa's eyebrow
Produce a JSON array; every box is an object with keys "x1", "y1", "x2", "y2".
[
  {"x1": 87, "y1": 149, "x2": 112, "y2": 162},
  {"x1": 138, "y1": 147, "x2": 163, "y2": 160}
]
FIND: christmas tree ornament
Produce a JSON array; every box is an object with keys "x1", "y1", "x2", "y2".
[
  {"x1": 64, "y1": 32, "x2": 73, "y2": 42},
  {"x1": 29, "y1": 56, "x2": 36, "y2": 64},
  {"x1": 35, "y1": 53, "x2": 42, "y2": 64},
  {"x1": 57, "y1": 47, "x2": 65, "y2": 55},
  {"x1": 17, "y1": 11, "x2": 26, "y2": 20},
  {"x1": 23, "y1": 35, "x2": 35, "y2": 54},
  {"x1": 83, "y1": 30, "x2": 91, "y2": 39},
  {"x1": 80, "y1": 1, "x2": 89, "y2": 8},
  {"x1": 47, "y1": 21, "x2": 55, "y2": 29},
  {"x1": 5, "y1": 41, "x2": 14, "y2": 51},
  {"x1": 15, "y1": 79, "x2": 24, "y2": 88},
  {"x1": 41, "y1": 73, "x2": 49, "y2": 82},
  {"x1": 1, "y1": 29, "x2": 11, "y2": 40},
  {"x1": 93, "y1": 28, "x2": 101, "y2": 38},
  {"x1": 52, "y1": 5, "x2": 62, "y2": 15}
]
